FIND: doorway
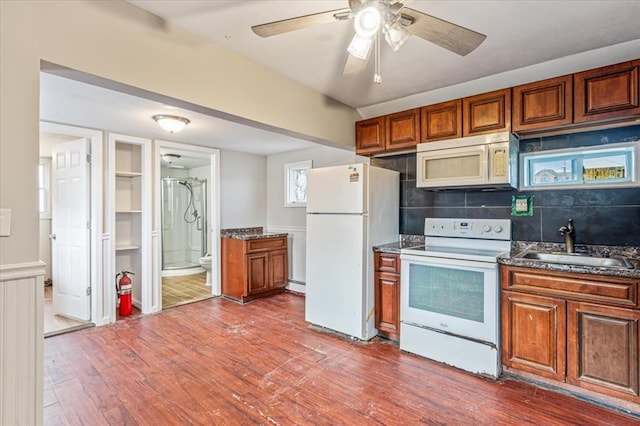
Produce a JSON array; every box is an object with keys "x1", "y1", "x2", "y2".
[
  {"x1": 39, "y1": 122, "x2": 104, "y2": 335},
  {"x1": 155, "y1": 142, "x2": 220, "y2": 310}
]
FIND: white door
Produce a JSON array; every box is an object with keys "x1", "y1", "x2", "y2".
[
  {"x1": 305, "y1": 213, "x2": 367, "y2": 339},
  {"x1": 52, "y1": 138, "x2": 90, "y2": 321},
  {"x1": 306, "y1": 164, "x2": 367, "y2": 214}
]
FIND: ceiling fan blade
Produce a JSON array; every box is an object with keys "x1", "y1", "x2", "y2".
[
  {"x1": 402, "y1": 8, "x2": 486, "y2": 56},
  {"x1": 343, "y1": 53, "x2": 369, "y2": 76},
  {"x1": 252, "y1": 8, "x2": 351, "y2": 37}
]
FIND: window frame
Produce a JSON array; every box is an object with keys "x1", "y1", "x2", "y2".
[
  {"x1": 519, "y1": 141, "x2": 639, "y2": 190},
  {"x1": 284, "y1": 160, "x2": 312, "y2": 208}
]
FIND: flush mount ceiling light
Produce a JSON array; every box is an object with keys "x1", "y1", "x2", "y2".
[
  {"x1": 152, "y1": 115, "x2": 190, "y2": 133},
  {"x1": 161, "y1": 153, "x2": 181, "y2": 164}
]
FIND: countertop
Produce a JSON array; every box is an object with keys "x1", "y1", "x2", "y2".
[
  {"x1": 498, "y1": 241, "x2": 640, "y2": 279},
  {"x1": 220, "y1": 227, "x2": 288, "y2": 240},
  {"x1": 373, "y1": 235, "x2": 425, "y2": 254}
]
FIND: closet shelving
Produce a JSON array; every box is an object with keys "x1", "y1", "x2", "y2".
[{"x1": 110, "y1": 134, "x2": 151, "y2": 313}]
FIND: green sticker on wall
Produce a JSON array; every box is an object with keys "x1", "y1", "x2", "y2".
[{"x1": 512, "y1": 195, "x2": 533, "y2": 216}]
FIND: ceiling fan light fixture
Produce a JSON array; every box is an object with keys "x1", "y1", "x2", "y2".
[
  {"x1": 347, "y1": 33, "x2": 373, "y2": 60},
  {"x1": 152, "y1": 114, "x2": 190, "y2": 133},
  {"x1": 384, "y1": 21, "x2": 410, "y2": 52},
  {"x1": 354, "y1": 5, "x2": 381, "y2": 37}
]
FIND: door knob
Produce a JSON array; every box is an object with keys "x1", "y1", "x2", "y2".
[{"x1": 48, "y1": 233, "x2": 56, "y2": 240}]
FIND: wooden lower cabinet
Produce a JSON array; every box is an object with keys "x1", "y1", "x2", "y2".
[
  {"x1": 501, "y1": 291, "x2": 566, "y2": 381},
  {"x1": 501, "y1": 265, "x2": 640, "y2": 403},
  {"x1": 567, "y1": 301, "x2": 640, "y2": 401},
  {"x1": 374, "y1": 253, "x2": 400, "y2": 340},
  {"x1": 222, "y1": 236, "x2": 288, "y2": 303}
]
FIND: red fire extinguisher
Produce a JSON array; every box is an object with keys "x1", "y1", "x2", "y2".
[{"x1": 116, "y1": 271, "x2": 134, "y2": 316}]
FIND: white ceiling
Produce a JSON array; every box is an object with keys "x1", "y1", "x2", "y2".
[
  {"x1": 40, "y1": 73, "x2": 319, "y2": 156},
  {"x1": 129, "y1": 0, "x2": 640, "y2": 109}
]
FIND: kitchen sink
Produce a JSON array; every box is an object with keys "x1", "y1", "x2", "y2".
[{"x1": 515, "y1": 251, "x2": 635, "y2": 269}]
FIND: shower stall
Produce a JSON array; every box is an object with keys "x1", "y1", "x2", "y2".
[{"x1": 161, "y1": 177, "x2": 207, "y2": 270}]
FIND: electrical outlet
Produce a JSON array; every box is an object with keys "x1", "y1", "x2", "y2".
[
  {"x1": 0, "y1": 208, "x2": 11, "y2": 237},
  {"x1": 511, "y1": 195, "x2": 533, "y2": 216}
]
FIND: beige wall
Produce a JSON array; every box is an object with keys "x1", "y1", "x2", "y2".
[{"x1": 0, "y1": 0, "x2": 358, "y2": 266}]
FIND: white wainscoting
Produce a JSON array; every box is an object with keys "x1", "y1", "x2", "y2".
[
  {"x1": 267, "y1": 226, "x2": 306, "y2": 294},
  {"x1": 0, "y1": 261, "x2": 45, "y2": 425},
  {"x1": 101, "y1": 233, "x2": 114, "y2": 325}
]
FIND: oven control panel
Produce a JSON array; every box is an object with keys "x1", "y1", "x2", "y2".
[{"x1": 424, "y1": 218, "x2": 511, "y2": 240}]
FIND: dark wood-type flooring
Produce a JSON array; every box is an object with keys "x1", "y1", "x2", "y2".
[{"x1": 44, "y1": 293, "x2": 638, "y2": 425}]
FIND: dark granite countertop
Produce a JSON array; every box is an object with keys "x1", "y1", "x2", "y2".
[
  {"x1": 498, "y1": 241, "x2": 640, "y2": 279},
  {"x1": 373, "y1": 235, "x2": 425, "y2": 254},
  {"x1": 220, "y1": 227, "x2": 288, "y2": 240}
]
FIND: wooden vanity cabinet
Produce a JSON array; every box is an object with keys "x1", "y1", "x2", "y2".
[
  {"x1": 421, "y1": 99, "x2": 463, "y2": 142},
  {"x1": 463, "y1": 88, "x2": 511, "y2": 136},
  {"x1": 512, "y1": 75, "x2": 573, "y2": 133},
  {"x1": 501, "y1": 265, "x2": 640, "y2": 403},
  {"x1": 574, "y1": 60, "x2": 640, "y2": 124},
  {"x1": 356, "y1": 116, "x2": 386, "y2": 155},
  {"x1": 222, "y1": 236, "x2": 288, "y2": 303},
  {"x1": 374, "y1": 252, "x2": 400, "y2": 340}
]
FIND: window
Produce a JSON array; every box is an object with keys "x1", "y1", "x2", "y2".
[
  {"x1": 284, "y1": 160, "x2": 312, "y2": 207},
  {"x1": 520, "y1": 142, "x2": 638, "y2": 190},
  {"x1": 39, "y1": 158, "x2": 51, "y2": 218}
]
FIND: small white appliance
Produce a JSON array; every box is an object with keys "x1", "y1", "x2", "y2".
[
  {"x1": 416, "y1": 132, "x2": 518, "y2": 189},
  {"x1": 400, "y1": 218, "x2": 511, "y2": 378},
  {"x1": 305, "y1": 163, "x2": 399, "y2": 340}
]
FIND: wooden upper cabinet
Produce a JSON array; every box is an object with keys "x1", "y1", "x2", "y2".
[
  {"x1": 356, "y1": 116, "x2": 386, "y2": 155},
  {"x1": 386, "y1": 108, "x2": 420, "y2": 150},
  {"x1": 421, "y1": 99, "x2": 463, "y2": 142},
  {"x1": 513, "y1": 75, "x2": 573, "y2": 133},
  {"x1": 463, "y1": 88, "x2": 511, "y2": 136},
  {"x1": 574, "y1": 60, "x2": 640, "y2": 123}
]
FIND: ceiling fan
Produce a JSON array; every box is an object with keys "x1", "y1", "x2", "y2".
[{"x1": 251, "y1": 0, "x2": 486, "y2": 83}]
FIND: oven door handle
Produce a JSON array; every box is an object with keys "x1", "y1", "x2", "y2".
[{"x1": 400, "y1": 254, "x2": 497, "y2": 269}]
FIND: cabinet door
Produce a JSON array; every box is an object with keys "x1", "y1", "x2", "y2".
[
  {"x1": 574, "y1": 60, "x2": 640, "y2": 123},
  {"x1": 246, "y1": 253, "x2": 269, "y2": 294},
  {"x1": 463, "y1": 88, "x2": 511, "y2": 136},
  {"x1": 567, "y1": 301, "x2": 639, "y2": 402},
  {"x1": 269, "y1": 249, "x2": 288, "y2": 290},
  {"x1": 421, "y1": 99, "x2": 463, "y2": 142},
  {"x1": 385, "y1": 108, "x2": 420, "y2": 150},
  {"x1": 501, "y1": 291, "x2": 566, "y2": 381},
  {"x1": 375, "y1": 271, "x2": 400, "y2": 340},
  {"x1": 356, "y1": 116, "x2": 386, "y2": 155},
  {"x1": 512, "y1": 75, "x2": 573, "y2": 132}
]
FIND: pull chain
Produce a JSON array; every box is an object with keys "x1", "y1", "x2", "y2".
[{"x1": 374, "y1": 30, "x2": 382, "y2": 84}]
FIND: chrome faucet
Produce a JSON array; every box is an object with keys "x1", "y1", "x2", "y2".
[{"x1": 559, "y1": 219, "x2": 575, "y2": 254}]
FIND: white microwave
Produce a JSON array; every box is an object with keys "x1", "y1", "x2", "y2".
[{"x1": 416, "y1": 132, "x2": 518, "y2": 189}]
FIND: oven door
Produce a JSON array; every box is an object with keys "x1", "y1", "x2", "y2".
[{"x1": 400, "y1": 254, "x2": 498, "y2": 344}]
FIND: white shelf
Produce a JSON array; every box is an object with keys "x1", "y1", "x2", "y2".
[
  {"x1": 116, "y1": 210, "x2": 142, "y2": 214},
  {"x1": 116, "y1": 171, "x2": 142, "y2": 178},
  {"x1": 116, "y1": 245, "x2": 140, "y2": 251}
]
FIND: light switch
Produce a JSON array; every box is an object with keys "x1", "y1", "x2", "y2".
[{"x1": 0, "y1": 208, "x2": 11, "y2": 237}]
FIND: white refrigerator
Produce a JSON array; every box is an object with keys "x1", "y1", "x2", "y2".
[{"x1": 305, "y1": 163, "x2": 399, "y2": 340}]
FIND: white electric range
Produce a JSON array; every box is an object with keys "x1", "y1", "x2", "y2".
[{"x1": 400, "y1": 218, "x2": 512, "y2": 378}]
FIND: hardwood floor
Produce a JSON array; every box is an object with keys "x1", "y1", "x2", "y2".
[
  {"x1": 44, "y1": 285, "x2": 91, "y2": 337},
  {"x1": 162, "y1": 272, "x2": 212, "y2": 309},
  {"x1": 44, "y1": 293, "x2": 638, "y2": 425}
]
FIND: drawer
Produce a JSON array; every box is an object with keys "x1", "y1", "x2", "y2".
[
  {"x1": 503, "y1": 267, "x2": 637, "y2": 308},
  {"x1": 246, "y1": 236, "x2": 287, "y2": 253},
  {"x1": 375, "y1": 253, "x2": 400, "y2": 273}
]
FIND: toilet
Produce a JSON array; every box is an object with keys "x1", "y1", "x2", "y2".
[{"x1": 199, "y1": 254, "x2": 213, "y2": 286}]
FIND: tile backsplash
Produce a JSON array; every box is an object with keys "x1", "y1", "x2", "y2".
[{"x1": 372, "y1": 125, "x2": 640, "y2": 246}]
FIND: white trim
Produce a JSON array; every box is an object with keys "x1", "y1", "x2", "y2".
[
  {"x1": 0, "y1": 261, "x2": 46, "y2": 281},
  {"x1": 154, "y1": 140, "x2": 222, "y2": 306},
  {"x1": 39, "y1": 122, "x2": 104, "y2": 326},
  {"x1": 266, "y1": 226, "x2": 307, "y2": 233},
  {"x1": 286, "y1": 281, "x2": 306, "y2": 294}
]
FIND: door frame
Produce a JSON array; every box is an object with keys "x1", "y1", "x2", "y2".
[
  {"x1": 154, "y1": 140, "x2": 221, "y2": 311},
  {"x1": 39, "y1": 121, "x2": 105, "y2": 325}
]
